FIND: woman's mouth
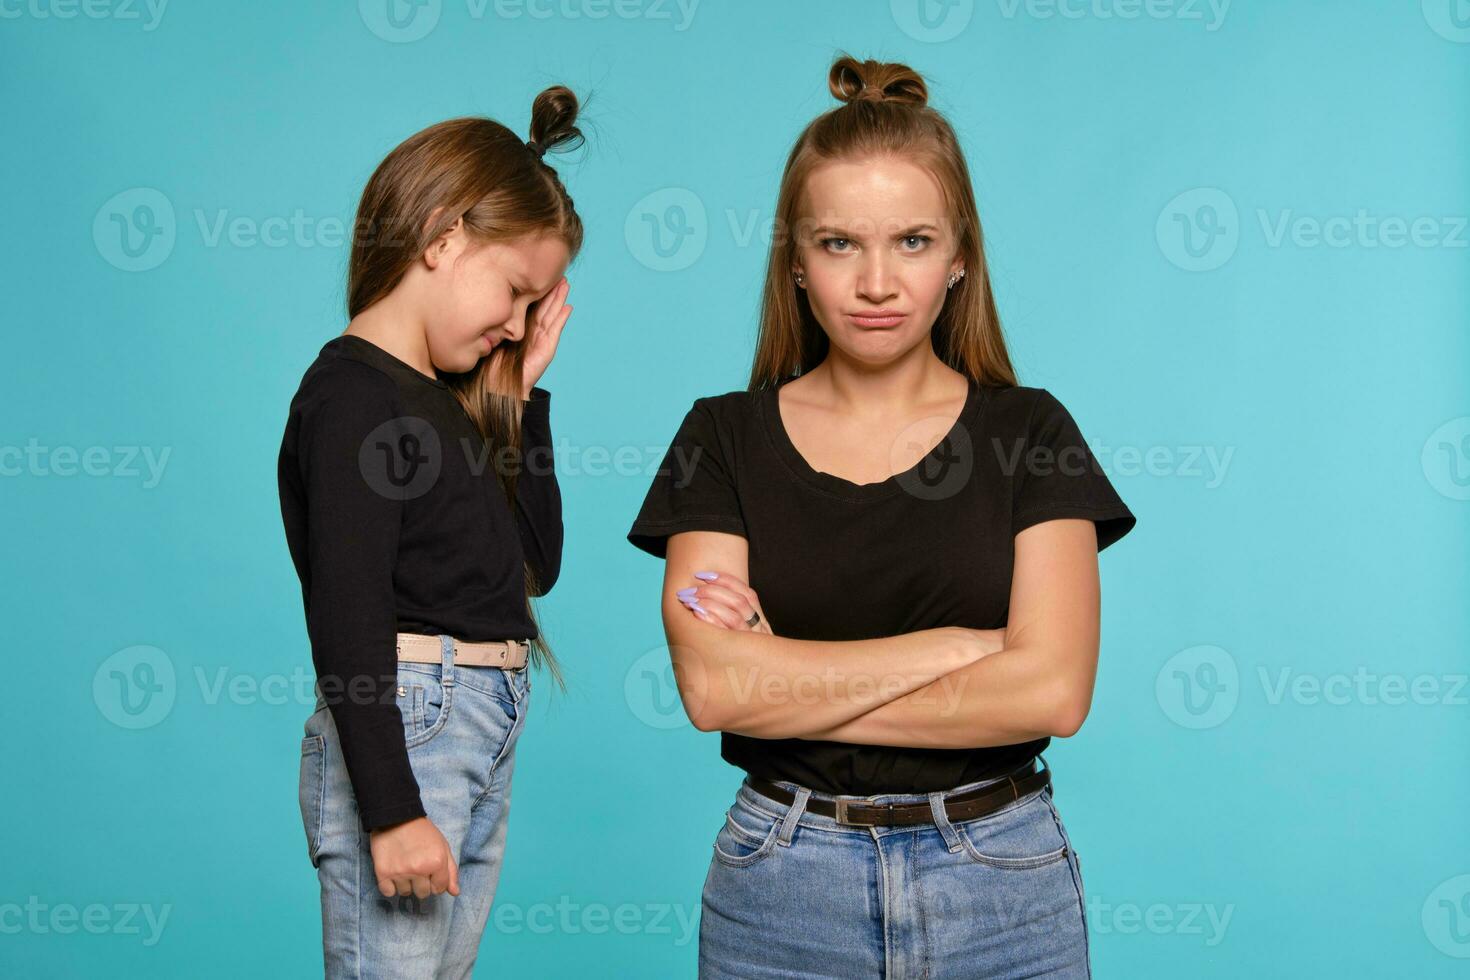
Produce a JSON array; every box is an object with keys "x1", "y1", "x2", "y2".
[{"x1": 847, "y1": 310, "x2": 907, "y2": 328}]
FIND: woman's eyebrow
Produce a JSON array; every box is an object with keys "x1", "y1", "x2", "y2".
[{"x1": 809, "y1": 222, "x2": 941, "y2": 239}]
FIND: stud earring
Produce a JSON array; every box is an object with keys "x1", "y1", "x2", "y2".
[
  {"x1": 793, "y1": 271, "x2": 805, "y2": 287},
  {"x1": 946, "y1": 268, "x2": 966, "y2": 290}
]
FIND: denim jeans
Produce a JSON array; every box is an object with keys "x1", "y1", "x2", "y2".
[
  {"x1": 297, "y1": 635, "x2": 531, "y2": 979},
  {"x1": 698, "y1": 760, "x2": 1090, "y2": 979}
]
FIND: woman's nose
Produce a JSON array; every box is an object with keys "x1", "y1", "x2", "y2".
[{"x1": 856, "y1": 256, "x2": 897, "y2": 300}]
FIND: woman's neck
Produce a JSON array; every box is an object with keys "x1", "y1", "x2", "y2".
[{"x1": 804, "y1": 347, "x2": 963, "y2": 418}]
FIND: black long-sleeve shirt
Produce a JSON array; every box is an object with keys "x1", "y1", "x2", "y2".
[{"x1": 277, "y1": 333, "x2": 562, "y2": 831}]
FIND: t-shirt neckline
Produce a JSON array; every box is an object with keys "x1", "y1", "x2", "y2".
[
  {"x1": 759, "y1": 373, "x2": 985, "y2": 502},
  {"x1": 332, "y1": 333, "x2": 449, "y2": 389}
]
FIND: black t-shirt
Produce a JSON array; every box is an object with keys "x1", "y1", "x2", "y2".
[
  {"x1": 277, "y1": 334, "x2": 562, "y2": 830},
  {"x1": 627, "y1": 375, "x2": 1136, "y2": 796}
]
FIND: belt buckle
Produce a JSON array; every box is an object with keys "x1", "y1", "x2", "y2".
[{"x1": 834, "y1": 798, "x2": 890, "y2": 826}]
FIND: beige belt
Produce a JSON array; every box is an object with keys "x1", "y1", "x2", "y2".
[{"x1": 395, "y1": 632, "x2": 530, "y2": 670}]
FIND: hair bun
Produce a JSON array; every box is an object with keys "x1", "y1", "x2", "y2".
[
  {"x1": 527, "y1": 84, "x2": 585, "y2": 158},
  {"x1": 828, "y1": 55, "x2": 928, "y2": 107}
]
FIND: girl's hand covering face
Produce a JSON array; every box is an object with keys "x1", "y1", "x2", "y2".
[{"x1": 520, "y1": 276, "x2": 571, "y2": 398}]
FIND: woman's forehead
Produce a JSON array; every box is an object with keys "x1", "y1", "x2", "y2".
[{"x1": 799, "y1": 158, "x2": 949, "y2": 232}]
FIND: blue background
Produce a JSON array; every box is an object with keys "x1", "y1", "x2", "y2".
[{"x1": 4, "y1": 0, "x2": 1468, "y2": 976}]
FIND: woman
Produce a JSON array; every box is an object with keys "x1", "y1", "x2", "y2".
[
  {"x1": 627, "y1": 56, "x2": 1135, "y2": 978},
  {"x1": 278, "y1": 87, "x2": 582, "y2": 978}
]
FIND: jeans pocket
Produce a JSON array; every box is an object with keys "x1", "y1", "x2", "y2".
[
  {"x1": 712, "y1": 800, "x2": 781, "y2": 868},
  {"x1": 298, "y1": 734, "x2": 325, "y2": 868},
  {"x1": 954, "y1": 793, "x2": 1069, "y2": 870},
  {"x1": 398, "y1": 666, "x2": 452, "y2": 748}
]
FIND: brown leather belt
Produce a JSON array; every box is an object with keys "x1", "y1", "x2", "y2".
[
  {"x1": 747, "y1": 763, "x2": 1050, "y2": 828},
  {"x1": 395, "y1": 632, "x2": 530, "y2": 670}
]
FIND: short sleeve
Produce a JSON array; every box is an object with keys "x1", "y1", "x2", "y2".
[
  {"x1": 627, "y1": 398, "x2": 746, "y2": 559},
  {"x1": 1011, "y1": 389, "x2": 1136, "y2": 552}
]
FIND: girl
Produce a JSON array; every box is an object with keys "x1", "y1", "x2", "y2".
[
  {"x1": 627, "y1": 57, "x2": 1135, "y2": 978},
  {"x1": 278, "y1": 87, "x2": 583, "y2": 978}
]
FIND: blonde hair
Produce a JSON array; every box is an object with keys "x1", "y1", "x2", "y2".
[{"x1": 748, "y1": 55, "x2": 1016, "y2": 391}]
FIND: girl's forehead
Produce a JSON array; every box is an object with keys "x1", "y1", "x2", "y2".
[{"x1": 483, "y1": 233, "x2": 569, "y2": 289}]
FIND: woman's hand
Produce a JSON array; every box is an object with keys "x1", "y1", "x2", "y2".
[
  {"x1": 368, "y1": 815, "x2": 460, "y2": 900},
  {"x1": 520, "y1": 276, "x2": 572, "y2": 399},
  {"x1": 675, "y1": 569, "x2": 774, "y2": 635}
]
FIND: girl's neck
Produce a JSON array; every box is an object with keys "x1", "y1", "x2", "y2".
[{"x1": 344, "y1": 297, "x2": 438, "y2": 381}]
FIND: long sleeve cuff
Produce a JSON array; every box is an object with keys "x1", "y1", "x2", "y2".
[
  {"x1": 521, "y1": 385, "x2": 551, "y2": 431},
  {"x1": 359, "y1": 795, "x2": 429, "y2": 833}
]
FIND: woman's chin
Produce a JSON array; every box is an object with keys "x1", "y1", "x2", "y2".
[{"x1": 830, "y1": 330, "x2": 923, "y2": 366}]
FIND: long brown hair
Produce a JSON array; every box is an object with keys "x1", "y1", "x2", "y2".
[
  {"x1": 346, "y1": 87, "x2": 586, "y2": 691},
  {"x1": 748, "y1": 55, "x2": 1016, "y2": 391}
]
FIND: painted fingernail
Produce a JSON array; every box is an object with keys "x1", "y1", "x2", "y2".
[
  {"x1": 676, "y1": 587, "x2": 698, "y2": 598},
  {"x1": 691, "y1": 603, "x2": 709, "y2": 615},
  {"x1": 694, "y1": 572, "x2": 718, "y2": 581}
]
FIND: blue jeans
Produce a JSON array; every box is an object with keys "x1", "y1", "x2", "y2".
[
  {"x1": 698, "y1": 760, "x2": 1090, "y2": 979},
  {"x1": 297, "y1": 635, "x2": 531, "y2": 979}
]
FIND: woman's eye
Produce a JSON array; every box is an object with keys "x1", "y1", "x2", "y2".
[
  {"x1": 820, "y1": 237, "x2": 853, "y2": 252},
  {"x1": 900, "y1": 234, "x2": 932, "y2": 250}
]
